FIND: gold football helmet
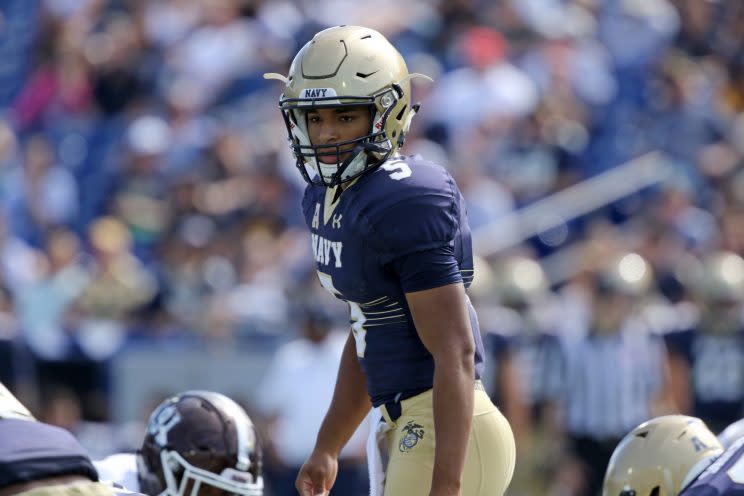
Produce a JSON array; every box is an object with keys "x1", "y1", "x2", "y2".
[
  {"x1": 265, "y1": 25, "x2": 431, "y2": 187},
  {"x1": 602, "y1": 415, "x2": 724, "y2": 496},
  {"x1": 696, "y1": 251, "x2": 744, "y2": 303}
]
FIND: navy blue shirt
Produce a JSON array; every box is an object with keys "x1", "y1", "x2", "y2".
[
  {"x1": 0, "y1": 419, "x2": 98, "y2": 489},
  {"x1": 302, "y1": 155, "x2": 485, "y2": 406},
  {"x1": 683, "y1": 437, "x2": 744, "y2": 495},
  {"x1": 665, "y1": 329, "x2": 744, "y2": 431}
]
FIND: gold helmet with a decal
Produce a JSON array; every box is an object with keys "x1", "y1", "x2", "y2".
[
  {"x1": 602, "y1": 415, "x2": 723, "y2": 496},
  {"x1": 265, "y1": 25, "x2": 431, "y2": 187}
]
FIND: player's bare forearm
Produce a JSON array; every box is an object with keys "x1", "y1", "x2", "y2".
[
  {"x1": 431, "y1": 347, "x2": 475, "y2": 494},
  {"x1": 314, "y1": 332, "x2": 371, "y2": 457},
  {"x1": 406, "y1": 283, "x2": 476, "y2": 494}
]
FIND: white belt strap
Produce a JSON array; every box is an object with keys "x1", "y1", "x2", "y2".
[{"x1": 366, "y1": 407, "x2": 392, "y2": 496}]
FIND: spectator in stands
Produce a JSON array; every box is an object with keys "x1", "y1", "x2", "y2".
[
  {"x1": 15, "y1": 227, "x2": 88, "y2": 361},
  {"x1": 7, "y1": 134, "x2": 78, "y2": 246},
  {"x1": 71, "y1": 216, "x2": 156, "y2": 362}
]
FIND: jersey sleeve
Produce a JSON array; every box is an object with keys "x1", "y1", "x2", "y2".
[
  {"x1": 389, "y1": 245, "x2": 462, "y2": 293},
  {"x1": 366, "y1": 173, "x2": 461, "y2": 292},
  {"x1": 719, "y1": 418, "x2": 744, "y2": 449},
  {"x1": 368, "y1": 175, "x2": 459, "y2": 260}
]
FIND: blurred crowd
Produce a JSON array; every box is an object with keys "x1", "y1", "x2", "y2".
[{"x1": 2, "y1": 0, "x2": 744, "y2": 495}]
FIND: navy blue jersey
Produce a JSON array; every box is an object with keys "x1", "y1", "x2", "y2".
[
  {"x1": 665, "y1": 329, "x2": 744, "y2": 431},
  {"x1": 302, "y1": 155, "x2": 485, "y2": 406},
  {"x1": 0, "y1": 419, "x2": 98, "y2": 488},
  {"x1": 683, "y1": 437, "x2": 744, "y2": 495}
]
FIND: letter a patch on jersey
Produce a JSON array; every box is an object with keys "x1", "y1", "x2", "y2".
[{"x1": 311, "y1": 203, "x2": 320, "y2": 229}]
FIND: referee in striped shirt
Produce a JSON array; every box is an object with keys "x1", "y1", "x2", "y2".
[{"x1": 556, "y1": 253, "x2": 674, "y2": 496}]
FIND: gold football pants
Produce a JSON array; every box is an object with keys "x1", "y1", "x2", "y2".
[{"x1": 380, "y1": 384, "x2": 516, "y2": 496}]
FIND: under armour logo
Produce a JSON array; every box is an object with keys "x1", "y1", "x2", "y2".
[{"x1": 332, "y1": 214, "x2": 342, "y2": 229}]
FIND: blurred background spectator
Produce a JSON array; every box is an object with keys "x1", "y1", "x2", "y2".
[
  {"x1": 3, "y1": 1, "x2": 744, "y2": 494},
  {"x1": 254, "y1": 304, "x2": 368, "y2": 495}
]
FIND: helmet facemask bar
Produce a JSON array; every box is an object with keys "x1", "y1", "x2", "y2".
[
  {"x1": 279, "y1": 89, "x2": 400, "y2": 187},
  {"x1": 159, "y1": 450, "x2": 264, "y2": 496}
]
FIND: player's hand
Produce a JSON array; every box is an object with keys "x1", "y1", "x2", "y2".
[{"x1": 295, "y1": 449, "x2": 337, "y2": 496}]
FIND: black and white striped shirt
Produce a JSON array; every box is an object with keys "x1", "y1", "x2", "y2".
[{"x1": 560, "y1": 316, "x2": 667, "y2": 440}]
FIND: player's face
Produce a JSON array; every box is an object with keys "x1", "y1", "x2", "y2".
[{"x1": 306, "y1": 106, "x2": 371, "y2": 164}]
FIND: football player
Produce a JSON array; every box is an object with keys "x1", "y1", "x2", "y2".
[
  {"x1": 664, "y1": 251, "x2": 744, "y2": 433},
  {"x1": 94, "y1": 391, "x2": 263, "y2": 496},
  {"x1": 1, "y1": 383, "x2": 143, "y2": 496},
  {"x1": 264, "y1": 26, "x2": 516, "y2": 496},
  {"x1": 602, "y1": 415, "x2": 744, "y2": 496}
]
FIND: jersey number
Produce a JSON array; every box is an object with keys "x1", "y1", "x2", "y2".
[
  {"x1": 381, "y1": 161, "x2": 412, "y2": 180},
  {"x1": 349, "y1": 302, "x2": 367, "y2": 357},
  {"x1": 317, "y1": 271, "x2": 368, "y2": 357}
]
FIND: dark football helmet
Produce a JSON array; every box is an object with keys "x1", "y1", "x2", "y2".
[{"x1": 137, "y1": 391, "x2": 263, "y2": 496}]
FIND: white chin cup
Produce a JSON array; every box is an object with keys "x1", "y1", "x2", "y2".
[{"x1": 317, "y1": 150, "x2": 367, "y2": 184}]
